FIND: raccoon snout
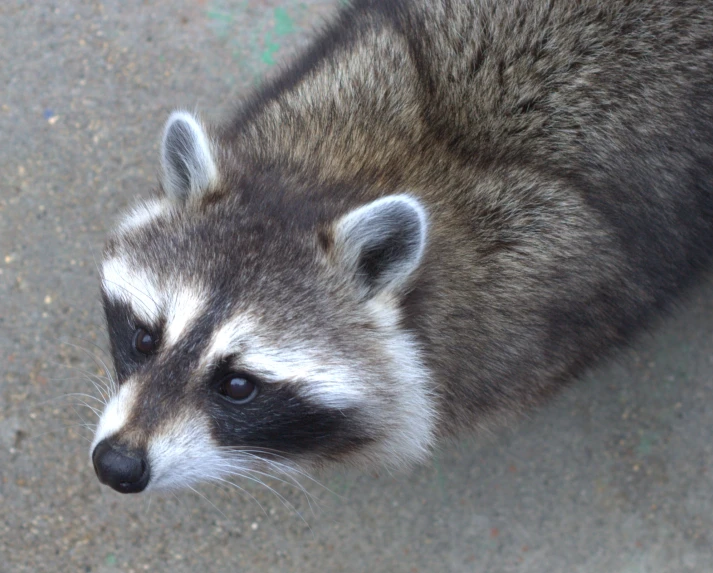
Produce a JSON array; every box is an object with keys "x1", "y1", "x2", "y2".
[{"x1": 92, "y1": 440, "x2": 150, "y2": 494}]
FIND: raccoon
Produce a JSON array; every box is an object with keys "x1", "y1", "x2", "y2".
[{"x1": 91, "y1": 0, "x2": 713, "y2": 494}]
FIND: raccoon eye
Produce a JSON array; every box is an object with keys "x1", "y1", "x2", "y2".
[
  {"x1": 220, "y1": 374, "x2": 258, "y2": 404},
  {"x1": 133, "y1": 328, "x2": 157, "y2": 355}
]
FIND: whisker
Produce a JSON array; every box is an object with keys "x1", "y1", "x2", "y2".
[
  {"x1": 71, "y1": 400, "x2": 102, "y2": 417},
  {"x1": 209, "y1": 475, "x2": 270, "y2": 518},
  {"x1": 34, "y1": 391, "x2": 105, "y2": 413},
  {"x1": 44, "y1": 359, "x2": 114, "y2": 402},
  {"x1": 217, "y1": 447, "x2": 342, "y2": 498},
  {"x1": 51, "y1": 340, "x2": 117, "y2": 397},
  {"x1": 69, "y1": 402, "x2": 104, "y2": 443},
  {"x1": 55, "y1": 333, "x2": 112, "y2": 363},
  {"x1": 51, "y1": 392, "x2": 107, "y2": 406},
  {"x1": 63, "y1": 337, "x2": 116, "y2": 393},
  {"x1": 23, "y1": 423, "x2": 96, "y2": 444},
  {"x1": 210, "y1": 462, "x2": 311, "y2": 530},
  {"x1": 216, "y1": 454, "x2": 323, "y2": 515},
  {"x1": 186, "y1": 484, "x2": 229, "y2": 520},
  {"x1": 243, "y1": 466, "x2": 321, "y2": 517}
]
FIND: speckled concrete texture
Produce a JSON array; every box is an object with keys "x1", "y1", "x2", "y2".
[{"x1": 2, "y1": 1, "x2": 713, "y2": 572}]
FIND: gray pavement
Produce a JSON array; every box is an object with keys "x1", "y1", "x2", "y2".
[{"x1": 2, "y1": 1, "x2": 713, "y2": 572}]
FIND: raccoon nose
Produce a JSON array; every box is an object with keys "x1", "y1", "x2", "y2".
[{"x1": 92, "y1": 440, "x2": 150, "y2": 494}]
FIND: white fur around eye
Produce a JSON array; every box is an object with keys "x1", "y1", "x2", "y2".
[{"x1": 200, "y1": 314, "x2": 365, "y2": 406}]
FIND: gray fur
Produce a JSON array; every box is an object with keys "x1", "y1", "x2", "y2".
[{"x1": 92, "y1": 0, "x2": 713, "y2": 492}]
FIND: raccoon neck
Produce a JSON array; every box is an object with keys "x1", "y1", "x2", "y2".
[{"x1": 226, "y1": 18, "x2": 434, "y2": 190}]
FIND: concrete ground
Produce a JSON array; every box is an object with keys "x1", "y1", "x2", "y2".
[{"x1": 2, "y1": 1, "x2": 713, "y2": 571}]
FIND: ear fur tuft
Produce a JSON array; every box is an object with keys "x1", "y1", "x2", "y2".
[
  {"x1": 333, "y1": 195, "x2": 428, "y2": 297},
  {"x1": 160, "y1": 111, "x2": 218, "y2": 201}
]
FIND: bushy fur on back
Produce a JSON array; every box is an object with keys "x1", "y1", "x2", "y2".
[{"x1": 91, "y1": 0, "x2": 713, "y2": 494}]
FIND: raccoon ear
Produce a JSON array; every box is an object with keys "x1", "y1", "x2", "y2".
[
  {"x1": 333, "y1": 195, "x2": 427, "y2": 297},
  {"x1": 160, "y1": 111, "x2": 218, "y2": 201}
]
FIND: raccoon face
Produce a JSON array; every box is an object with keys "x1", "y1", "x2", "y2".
[{"x1": 90, "y1": 112, "x2": 437, "y2": 494}]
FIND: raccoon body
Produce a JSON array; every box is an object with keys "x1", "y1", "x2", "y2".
[{"x1": 92, "y1": 0, "x2": 713, "y2": 494}]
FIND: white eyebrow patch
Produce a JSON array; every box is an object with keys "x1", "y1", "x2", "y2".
[
  {"x1": 200, "y1": 314, "x2": 364, "y2": 408},
  {"x1": 241, "y1": 343, "x2": 364, "y2": 407},
  {"x1": 102, "y1": 257, "x2": 207, "y2": 347},
  {"x1": 117, "y1": 199, "x2": 169, "y2": 234},
  {"x1": 201, "y1": 315, "x2": 257, "y2": 366},
  {"x1": 165, "y1": 287, "x2": 206, "y2": 346},
  {"x1": 102, "y1": 257, "x2": 161, "y2": 325}
]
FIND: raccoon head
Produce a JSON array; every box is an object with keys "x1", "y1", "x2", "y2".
[{"x1": 90, "y1": 111, "x2": 437, "y2": 494}]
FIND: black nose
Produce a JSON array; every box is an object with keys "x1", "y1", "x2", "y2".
[{"x1": 92, "y1": 439, "x2": 150, "y2": 494}]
